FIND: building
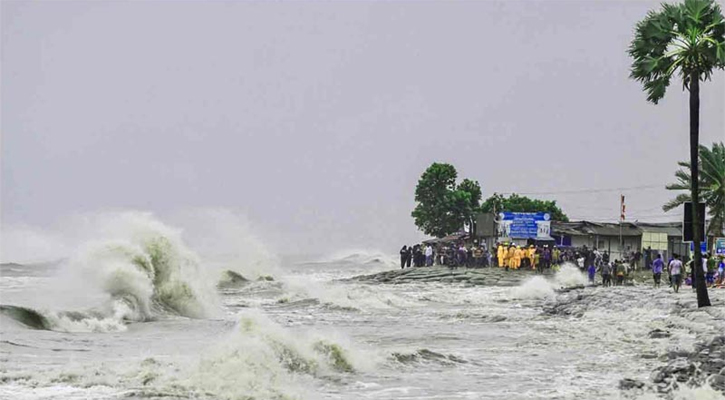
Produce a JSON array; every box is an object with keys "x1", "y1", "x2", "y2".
[
  {"x1": 473, "y1": 216, "x2": 689, "y2": 261},
  {"x1": 550, "y1": 221, "x2": 685, "y2": 261}
]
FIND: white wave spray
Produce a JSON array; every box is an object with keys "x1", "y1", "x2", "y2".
[
  {"x1": 3, "y1": 212, "x2": 222, "y2": 332},
  {"x1": 510, "y1": 263, "x2": 588, "y2": 300}
]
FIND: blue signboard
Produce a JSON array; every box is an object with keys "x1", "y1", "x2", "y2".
[
  {"x1": 716, "y1": 238, "x2": 725, "y2": 256},
  {"x1": 689, "y1": 242, "x2": 707, "y2": 253},
  {"x1": 499, "y1": 212, "x2": 550, "y2": 239}
]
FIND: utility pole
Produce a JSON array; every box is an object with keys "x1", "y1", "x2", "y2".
[
  {"x1": 492, "y1": 194, "x2": 498, "y2": 249},
  {"x1": 620, "y1": 194, "x2": 625, "y2": 260}
]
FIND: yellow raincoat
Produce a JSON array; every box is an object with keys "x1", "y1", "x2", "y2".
[
  {"x1": 528, "y1": 247, "x2": 536, "y2": 269},
  {"x1": 512, "y1": 247, "x2": 523, "y2": 269}
]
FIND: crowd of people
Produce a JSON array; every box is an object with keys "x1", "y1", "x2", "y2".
[
  {"x1": 651, "y1": 252, "x2": 725, "y2": 292},
  {"x1": 399, "y1": 242, "x2": 568, "y2": 272},
  {"x1": 399, "y1": 242, "x2": 725, "y2": 291},
  {"x1": 399, "y1": 242, "x2": 610, "y2": 273},
  {"x1": 398, "y1": 243, "x2": 494, "y2": 269}
]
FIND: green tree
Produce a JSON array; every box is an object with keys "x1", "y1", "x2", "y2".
[
  {"x1": 480, "y1": 193, "x2": 569, "y2": 222},
  {"x1": 454, "y1": 179, "x2": 483, "y2": 236},
  {"x1": 663, "y1": 142, "x2": 725, "y2": 237},
  {"x1": 411, "y1": 163, "x2": 482, "y2": 238},
  {"x1": 629, "y1": 0, "x2": 725, "y2": 307}
]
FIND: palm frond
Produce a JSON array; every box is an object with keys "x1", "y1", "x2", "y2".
[
  {"x1": 664, "y1": 142, "x2": 725, "y2": 218},
  {"x1": 629, "y1": 0, "x2": 725, "y2": 102},
  {"x1": 663, "y1": 193, "x2": 692, "y2": 212}
]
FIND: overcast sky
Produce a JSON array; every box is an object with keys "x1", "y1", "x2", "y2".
[{"x1": 2, "y1": 1, "x2": 724, "y2": 258}]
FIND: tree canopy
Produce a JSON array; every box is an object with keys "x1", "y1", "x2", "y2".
[
  {"x1": 411, "y1": 163, "x2": 482, "y2": 238},
  {"x1": 628, "y1": 0, "x2": 725, "y2": 104},
  {"x1": 663, "y1": 142, "x2": 725, "y2": 237},
  {"x1": 629, "y1": 0, "x2": 724, "y2": 308},
  {"x1": 480, "y1": 193, "x2": 569, "y2": 222}
]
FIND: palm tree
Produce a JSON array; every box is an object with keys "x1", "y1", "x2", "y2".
[
  {"x1": 629, "y1": 0, "x2": 725, "y2": 308},
  {"x1": 663, "y1": 142, "x2": 725, "y2": 239}
]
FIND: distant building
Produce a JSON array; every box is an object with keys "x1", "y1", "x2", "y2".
[
  {"x1": 473, "y1": 216, "x2": 690, "y2": 261},
  {"x1": 550, "y1": 221, "x2": 685, "y2": 261}
]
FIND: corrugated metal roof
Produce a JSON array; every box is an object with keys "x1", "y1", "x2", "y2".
[
  {"x1": 552, "y1": 221, "x2": 684, "y2": 237},
  {"x1": 423, "y1": 232, "x2": 469, "y2": 244},
  {"x1": 552, "y1": 221, "x2": 642, "y2": 237},
  {"x1": 637, "y1": 222, "x2": 682, "y2": 236}
]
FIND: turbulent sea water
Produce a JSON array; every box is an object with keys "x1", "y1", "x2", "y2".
[{"x1": 2, "y1": 214, "x2": 725, "y2": 400}]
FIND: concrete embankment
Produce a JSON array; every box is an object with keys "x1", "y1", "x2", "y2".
[{"x1": 346, "y1": 266, "x2": 551, "y2": 287}]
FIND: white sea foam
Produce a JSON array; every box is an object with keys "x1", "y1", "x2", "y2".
[
  {"x1": 636, "y1": 384, "x2": 725, "y2": 400},
  {"x1": 510, "y1": 263, "x2": 587, "y2": 300},
  {"x1": 168, "y1": 208, "x2": 282, "y2": 281},
  {"x1": 553, "y1": 262, "x2": 589, "y2": 287},
  {"x1": 318, "y1": 248, "x2": 399, "y2": 270},
  {"x1": 4, "y1": 227, "x2": 725, "y2": 400},
  {"x1": 66, "y1": 212, "x2": 220, "y2": 320},
  {"x1": 185, "y1": 309, "x2": 375, "y2": 399},
  {"x1": 280, "y1": 274, "x2": 421, "y2": 311},
  {"x1": 510, "y1": 275, "x2": 558, "y2": 299},
  {"x1": 1, "y1": 212, "x2": 223, "y2": 332}
]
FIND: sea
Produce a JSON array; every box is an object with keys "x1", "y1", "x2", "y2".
[{"x1": 1, "y1": 212, "x2": 724, "y2": 400}]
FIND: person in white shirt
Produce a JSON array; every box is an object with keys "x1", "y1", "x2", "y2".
[
  {"x1": 425, "y1": 245, "x2": 433, "y2": 266},
  {"x1": 669, "y1": 254, "x2": 683, "y2": 293}
]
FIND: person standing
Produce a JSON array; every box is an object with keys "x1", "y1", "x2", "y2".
[
  {"x1": 615, "y1": 260, "x2": 626, "y2": 286},
  {"x1": 400, "y1": 246, "x2": 408, "y2": 269},
  {"x1": 473, "y1": 246, "x2": 483, "y2": 267},
  {"x1": 651, "y1": 253, "x2": 664, "y2": 288},
  {"x1": 644, "y1": 247, "x2": 652, "y2": 272},
  {"x1": 528, "y1": 246, "x2": 536, "y2": 270},
  {"x1": 405, "y1": 245, "x2": 412, "y2": 268},
  {"x1": 587, "y1": 263, "x2": 596, "y2": 284},
  {"x1": 669, "y1": 254, "x2": 683, "y2": 293},
  {"x1": 543, "y1": 246, "x2": 551, "y2": 270},
  {"x1": 601, "y1": 261, "x2": 613, "y2": 287},
  {"x1": 586, "y1": 248, "x2": 596, "y2": 272},
  {"x1": 497, "y1": 244, "x2": 505, "y2": 268},
  {"x1": 513, "y1": 246, "x2": 523, "y2": 270},
  {"x1": 414, "y1": 245, "x2": 423, "y2": 267},
  {"x1": 594, "y1": 248, "x2": 602, "y2": 269},
  {"x1": 425, "y1": 244, "x2": 433, "y2": 267},
  {"x1": 507, "y1": 244, "x2": 516, "y2": 271}
]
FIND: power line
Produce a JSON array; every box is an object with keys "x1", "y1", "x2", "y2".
[
  {"x1": 567, "y1": 213, "x2": 679, "y2": 221},
  {"x1": 498, "y1": 184, "x2": 664, "y2": 196}
]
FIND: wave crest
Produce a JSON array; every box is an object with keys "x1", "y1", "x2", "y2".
[{"x1": 510, "y1": 263, "x2": 588, "y2": 300}]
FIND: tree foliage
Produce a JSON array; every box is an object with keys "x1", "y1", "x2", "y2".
[
  {"x1": 629, "y1": 0, "x2": 724, "y2": 308},
  {"x1": 663, "y1": 142, "x2": 725, "y2": 236},
  {"x1": 629, "y1": 0, "x2": 725, "y2": 104},
  {"x1": 411, "y1": 163, "x2": 482, "y2": 238},
  {"x1": 480, "y1": 193, "x2": 569, "y2": 222}
]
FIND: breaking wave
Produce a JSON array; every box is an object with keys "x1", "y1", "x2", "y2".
[
  {"x1": 510, "y1": 263, "x2": 588, "y2": 300},
  {"x1": 68, "y1": 213, "x2": 219, "y2": 319},
  {"x1": 2, "y1": 212, "x2": 220, "y2": 332},
  {"x1": 0, "y1": 304, "x2": 132, "y2": 332},
  {"x1": 167, "y1": 208, "x2": 282, "y2": 283},
  {"x1": 185, "y1": 310, "x2": 374, "y2": 399},
  {"x1": 318, "y1": 249, "x2": 398, "y2": 269},
  {"x1": 391, "y1": 349, "x2": 468, "y2": 366}
]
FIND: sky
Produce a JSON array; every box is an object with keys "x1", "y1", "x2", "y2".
[{"x1": 1, "y1": 0, "x2": 724, "y2": 259}]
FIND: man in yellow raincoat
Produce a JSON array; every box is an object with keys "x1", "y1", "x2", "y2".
[
  {"x1": 528, "y1": 246, "x2": 537, "y2": 270},
  {"x1": 507, "y1": 245, "x2": 516, "y2": 270},
  {"x1": 497, "y1": 244, "x2": 506, "y2": 268},
  {"x1": 512, "y1": 246, "x2": 523, "y2": 270}
]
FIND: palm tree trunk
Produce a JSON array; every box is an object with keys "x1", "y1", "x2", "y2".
[{"x1": 689, "y1": 72, "x2": 711, "y2": 308}]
